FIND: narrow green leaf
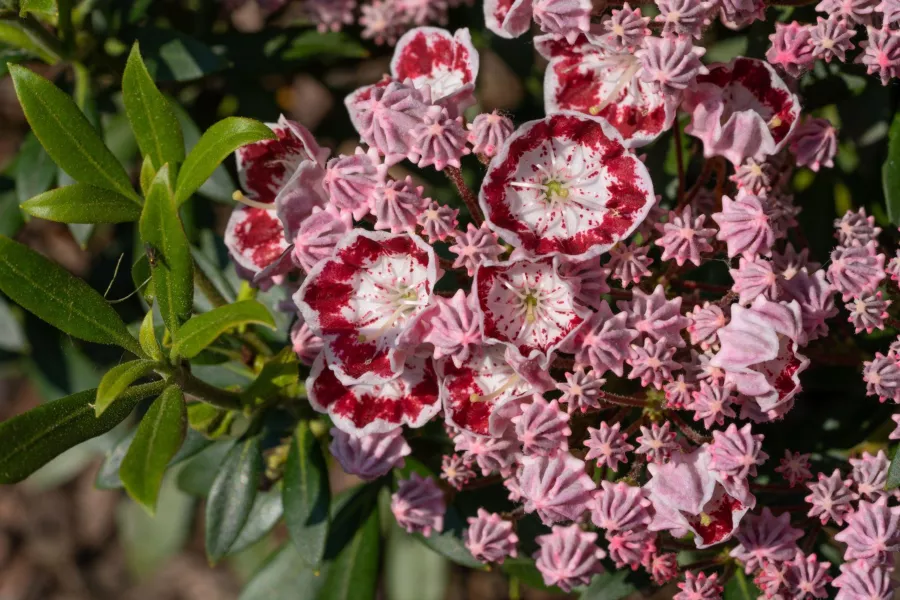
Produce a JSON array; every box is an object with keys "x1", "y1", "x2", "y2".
[
  {"x1": 230, "y1": 489, "x2": 284, "y2": 555},
  {"x1": 723, "y1": 569, "x2": 762, "y2": 600},
  {"x1": 123, "y1": 44, "x2": 185, "y2": 170},
  {"x1": 886, "y1": 445, "x2": 900, "y2": 490},
  {"x1": 239, "y1": 544, "x2": 328, "y2": 600},
  {"x1": 139, "y1": 311, "x2": 164, "y2": 361},
  {"x1": 9, "y1": 65, "x2": 139, "y2": 203},
  {"x1": 242, "y1": 347, "x2": 299, "y2": 406},
  {"x1": 187, "y1": 402, "x2": 234, "y2": 439},
  {"x1": 580, "y1": 571, "x2": 638, "y2": 600},
  {"x1": 140, "y1": 155, "x2": 156, "y2": 196},
  {"x1": 415, "y1": 506, "x2": 482, "y2": 569},
  {"x1": 501, "y1": 558, "x2": 558, "y2": 592},
  {"x1": 174, "y1": 117, "x2": 275, "y2": 206},
  {"x1": 140, "y1": 165, "x2": 193, "y2": 334},
  {"x1": 883, "y1": 112, "x2": 900, "y2": 226},
  {"x1": 14, "y1": 132, "x2": 56, "y2": 205},
  {"x1": 20, "y1": 0, "x2": 57, "y2": 17},
  {"x1": 21, "y1": 183, "x2": 142, "y2": 224},
  {"x1": 0, "y1": 382, "x2": 163, "y2": 484},
  {"x1": 283, "y1": 421, "x2": 330, "y2": 567},
  {"x1": 134, "y1": 27, "x2": 228, "y2": 82},
  {"x1": 95, "y1": 359, "x2": 159, "y2": 416},
  {"x1": 120, "y1": 385, "x2": 186, "y2": 513},
  {"x1": 96, "y1": 428, "x2": 137, "y2": 490},
  {"x1": 0, "y1": 294, "x2": 26, "y2": 353},
  {"x1": 283, "y1": 31, "x2": 368, "y2": 61},
  {"x1": 319, "y1": 500, "x2": 379, "y2": 600},
  {"x1": 172, "y1": 104, "x2": 235, "y2": 203},
  {"x1": 170, "y1": 300, "x2": 275, "y2": 360},
  {"x1": 205, "y1": 436, "x2": 262, "y2": 563},
  {"x1": 0, "y1": 235, "x2": 142, "y2": 355},
  {"x1": 0, "y1": 23, "x2": 57, "y2": 63}
]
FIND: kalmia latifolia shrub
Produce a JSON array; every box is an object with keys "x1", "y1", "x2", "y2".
[{"x1": 6, "y1": 0, "x2": 900, "y2": 598}]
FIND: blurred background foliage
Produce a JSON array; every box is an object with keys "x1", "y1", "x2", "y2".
[{"x1": 0, "y1": 0, "x2": 898, "y2": 598}]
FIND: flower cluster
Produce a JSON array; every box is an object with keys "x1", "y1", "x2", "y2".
[{"x1": 223, "y1": 7, "x2": 900, "y2": 596}]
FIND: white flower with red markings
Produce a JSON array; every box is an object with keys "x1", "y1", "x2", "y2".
[
  {"x1": 480, "y1": 112, "x2": 656, "y2": 260},
  {"x1": 295, "y1": 230, "x2": 438, "y2": 385}
]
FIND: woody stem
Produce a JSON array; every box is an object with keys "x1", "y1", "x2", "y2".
[{"x1": 446, "y1": 166, "x2": 484, "y2": 226}]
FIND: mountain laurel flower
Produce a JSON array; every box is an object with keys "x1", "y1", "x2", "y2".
[
  {"x1": 730, "y1": 507, "x2": 803, "y2": 573},
  {"x1": 448, "y1": 222, "x2": 504, "y2": 275},
  {"x1": 779, "y1": 268, "x2": 837, "y2": 342},
  {"x1": 766, "y1": 21, "x2": 815, "y2": 77},
  {"x1": 373, "y1": 176, "x2": 431, "y2": 233},
  {"x1": 637, "y1": 35, "x2": 709, "y2": 95},
  {"x1": 713, "y1": 193, "x2": 777, "y2": 259},
  {"x1": 635, "y1": 421, "x2": 679, "y2": 464},
  {"x1": 603, "y1": 3, "x2": 651, "y2": 51},
  {"x1": 689, "y1": 381, "x2": 737, "y2": 428},
  {"x1": 303, "y1": 0, "x2": 356, "y2": 32},
  {"x1": 654, "y1": 0, "x2": 714, "y2": 38},
  {"x1": 441, "y1": 453, "x2": 476, "y2": 490},
  {"x1": 557, "y1": 366, "x2": 605, "y2": 413},
  {"x1": 453, "y1": 428, "x2": 519, "y2": 475},
  {"x1": 785, "y1": 551, "x2": 832, "y2": 599},
  {"x1": 709, "y1": 423, "x2": 768, "y2": 480},
  {"x1": 654, "y1": 206, "x2": 716, "y2": 267},
  {"x1": 330, "y1": 427, "x2": 411, "y2": 480},
  {"x1": 627, "y1": 338, "x2": 681, "y2": 390},
  {"x1": 730, "y1": 158, "x2": 775, "y2": 194},
  {"x1": 518, "y1": 453, "x2": 596, "y2": 524},
  {"x1": 849, "y1": 450, "x2": 890, "y2": 501},
  {"x1": 878, "y1": 0, "x2": 900, "y2": 24},
  {"x1": 827, "y1": 241, "x2": 886, "y2": 300},
  {"x1": 846, "y1": 292, "x2": 890, "y2": 333},
  {"x1": 564, "y1": 301, "x2": 639, "y2": 376},
  {"x1": 832, "y1": 560, "x2": 896, "y2": 600},
  {"x1": 774, "y1": 450, "x2": 813, "y2": 487},
  {"x1": 465, "y1": 509, "x2": 519, "y2": 563},
  {"x1": 646, "y1": 552, "x2": 679, "y2": 585},
  {"x1": 857, "y1": 27, "x2": 900, "y2": 85},
  {"x1": 815, "y1": 0, "x2": 877, "y2": 24},
  {"x1": 834, "y1": 497, "x2": 900, "y2": 565},
  {"x1": 484, "y1": 0, "x2": 534, "y2": 38},
  {"x1": 891, "y1": 413, "x2": 900, "y2": 440},
  {"x1": 418, "y1": 201, "x2": 459, "y2": 243},
  {"x1": 590, "y1": 480, "x2": 653, "y2": 532},
  {"x1": 467, "y1": 110, "x2": 514, "y2": 157},
  {"x1": 863, "y1": 352, "x2": 900, "y2": 403},
  {"x1": 675, "y1": 571, "x2": 723, "y2": 600},
  {"x1": 392, "y1": 473, "x2": 446, "y2": 537},
  {"x1": 730, "y1": 257, "x2": 779, "y2": 305},
  {"x1": 608, "y1": 241, "x2": 653, "y2": 285},
  {"x1": 410, "y1": 106, "x2": 470, "y2": 170},
  {"x1": 290, "y1": 321, "x2": 324, "y2": 366},
  {"x1": 512, "y1": 397, "x2": 572, "y2": 456},
  {"x1": 805, "y1": 469, "x2": 855, "y2": 525},
  {"x1": 619, "y1": 285, "x2": 690, "y2": 348},
  {"x1": 408, "y1": 289, "x2": 483, "y2": 367},
  {"x1": 809, "y1": 16, "x2": 856, "y2": 63},
  {"x1": 790, "y1": 117, "x2": 838, "y2": 172},
  {"x1": 534, "y1": 525, "x2": 606, "y2": 592},
  {"x1": 687, "y1": 303, "x2": 728, "y2": 349},
  {"x1": 584, "y1": 422, "x2": 635, "y2": 471},
  {"x1": 834, "y1": 207, "x2": 881, "y2": 246},
  {"x1": 359, "y1": 0, "x2": 404, "y2": 46},
  {"x1": 665, "y1": 376, "x2": 694, "y2": 409},
  {"x1": 532, "y1": 0, "x2": 592, "y2": 43},
  {"x1": 291, "y1": 205, "x2": 352, "y2": 273},
  {"x1": 322, "y1": 147, "x2": 386, "y2": 220}
]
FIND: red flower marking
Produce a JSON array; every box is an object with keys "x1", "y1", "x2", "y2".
[
  {"x1": 687, "y1": 494, "x2": 744, "y2": 546},
  {"x1": 237, "y1": 126, "x2": 305, "y2": 204},
  {"x1": 226, "y1": 207, "x2": 288, "y2": 271}
]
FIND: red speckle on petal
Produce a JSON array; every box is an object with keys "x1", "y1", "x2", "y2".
[
  {"x1": 393, "y1": 30, "x2": 472, "y2": 87},
  {"x1": 238, "y1": 126, "x2": 305, "y2": 203},
  {"x1": 494, "y1": 0, "x2": 516, "y2": 22},
  {"x1": 688, "y1": 493, "x2": 744, "y2": 545},
  {"x1": 231, "y1": 208, "x2": 287, "y2": 269},
  {"x1": 774, "y1": 350, "x2": 803, "y2": 400},
  {"x1": 443, "y1": 362, "x2": 493, "y2": 435}
]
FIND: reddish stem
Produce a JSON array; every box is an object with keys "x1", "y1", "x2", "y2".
[
  {"x1": 668, "y1": 411, "x2": 712, "y2": 444},
  {"x1": 601, "y1": 390, "x2": 648, "y2": 408},
  {"x1": 445, "y1": 167, "x2": 483, "y2": 226}
]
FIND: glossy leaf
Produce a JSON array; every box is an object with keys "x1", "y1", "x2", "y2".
[
  {"x1": 22, "y1": 184, "x2": 143, "y2": 224},
  {"x1": 230, "y1": 489, "x2": 284, "y2": 555},
  {"x1": 139, "y1": 311, "x2": 164, "y2": 361},
  {"x1": 320, "y1": 499, "x2": 379, "y2": 600},
  {"x1": 120, "y1": 386, "x2": 186, "y2": 513},
  {"x1": 0, "y1": 294, "x2": 26, "y2": 353},
  {"x1": 885, "y1": 445, "x2": 900, "y2": 490},
  {"x1": 242, "y1": 347, "x2": 299, "y2": 407},
  {"x1": 172, "y1": 105, "x2": 235, "y2": 203},
  {"x1": 239, "y1": 544, "x2": 328, "y2": 600},
  {"x1": 170, "y1": 300, "x2": 275, "y2": 360},
  {"x1": 140, "y1": 165, "x2": 193, "y2": 334},
  {"x1": 205, "y1": 436, "x2": 263, "y2": 563},
  {"x1": 580, "y1": 571, "x2": 638, "y2": 600},
  {"x1": 724, "y1": 570, "x2": 762, "y2": 600},
  {"x1": 0, "y1": 235, "x2": 142, "y2": 355},
  {"x1": 14, "y1": 132, "x2": 56, "y2": 205},
  {"x1": 0, "y1": 382, "x2": 162, "y2": 484},
  {"x1": 19, "y1": 0, "x2": 57, "y2": 17},
  {"x1": 9, "y1": 65, "x2": 139, "y2": 203},
  {"x1": 175, "y1": 439, "x2": 229, "y2": 496},
  {"x1": 123, "y1": 44, "x2": 185, "y2": 170},
  {"x1": 135, "y1": 27, "x2": 228, "y2": 82},
  {"x1": 283, "y1": 421, "x2": 330, "y2": 567},
  {"x1": 95, "y1": 359, "x2": 159, "y2": 416},
  {"x1": 884, "y1": 112, "x2": 900, "y2": 226},
  {"x1": 0, "y1": 23, "x2": 56, "y2": 63},
  {"x1": 174, "y1": 117, "x2": 275, "y2": 206},
  {"x1": 95, "y1": 428, "x2": 137, "y2": 490},
  {"x1": 283, "y1": 31, "x2": 368, "y2": 61}
]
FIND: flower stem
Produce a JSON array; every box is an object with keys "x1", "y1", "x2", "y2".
[
  {"x1": 445, "y1": 166, "x2": 484, "y2": 226},
  {"x1": 674, "y1": 120, "x2": 686, "y2": 205},
  {"x1": 668, "y1": 411, "x2": 712, "y2": 444},
  {"x1": 600, "y1": 390, "x2": 648, "y2": 408},
  {"x1": 175, "y1": 369, "x2": 245, "y2": 411}
]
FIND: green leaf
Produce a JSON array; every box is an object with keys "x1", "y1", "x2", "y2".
[
  {"x1": 0, "y1": 235, "x2": 142, "y2": 355},
  {"x1": 96, "y1": 428, "x2": 137, "y2": 490},
  {"x1": 206, "y1": 436, "x2": 263, "y2": 563},
  {"x1": 242, "y1": 347, "x2": 299, "y2": 406},
  {"x1": 172, "y1": 104, "x2": 235, "y2": 203},
  {"x1": 14, "y1": 132, "x2": 56, "y2": 206},
  {"x1": 20, "y1": 0, "x2": 57, "y2": 17},
  {"x1": 883, "y1": 112, "x2": 900, "y2": 226},
  {"x1": 724, "y1": 569, "x2": 762, "y2": 600},
  {"x1": 579, "y1": 571, "x2": 638, "y2": 600},
  {"x1": 319, "y1": 499, "x2": 380, "y2": 600},
  {"x1": 886, "y1": 444, "x2": 900, "y2": 490},
  {"x1": 283, "y1": 421, "x2": 330, "y2": 567},
  {"x1": 21, "y1": 183, "x2": 143, "y2": 223},
  {"x1": 0, "y1": 23, "x2": 57, "y2": 64},
  {"x1": 385, "y1": 524, "x2": 449, "y2": 600},
  {"x1": 239, "y1": 544, "x2": 328, "y2": 600},
  {"x1": 170, "y1": 300, "x2": 275, "y2": 360},
  {"x1": 121, "y1": 385, "x2": 186, "y2": 513},
  {"x1": 175, "y1": 439, "x2": 229, "y2": 496},
  {"x1": 0, "y1": 382, "x2": 162, "y2": 484},
  {"x1": 139, "y1": 310, "x2": 164, "y2": 361},
  {"x1": 502, "y1": 558, "x2": 559, "y2": 593},
  {"x1": 282, "y1": 31, "x2": 369, "y2": 61},
  {"x1": 9, "y1": 65, "x2": 139, "y2": 203},
  {"x1": 140, "y1": 165, "x2": 193, "y2": 334},
  {"x1": 123, "y1": 44, "x2": 185, "y2": 170},
  {"x1": 135, "y1": 27, "x2": 228, "y2": 82},
  {"x1": 230, "y1": 489, "x2": 284, "y2": 555},
  {"x1": 187, "y1": 402, "x2": 234, "y2": 439},
  {"x1": 174, "y1": 117, "x2": 275, "y2": 206},
  {"x1": 95, "y1": 359, "x2": 159, "y2": 416},
  {"x1": 414, "y1": 506, "x2": 483, "y2": 569},
  {"x1": 0, "y1": 294, "x2": 26, "y2": 353}
]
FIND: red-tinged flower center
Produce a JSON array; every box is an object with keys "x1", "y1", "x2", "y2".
[
  {"x1": 354, "y1": 255, "x2": 431, "y2": 346},
  {"x1": 687, "y1": 490, "x2": 743, "y2": 545}
]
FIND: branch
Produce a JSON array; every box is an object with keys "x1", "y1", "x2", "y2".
[{"x1": 445, "y1": 167, "x2": 484, "y2": 226}]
